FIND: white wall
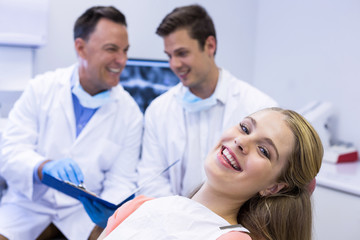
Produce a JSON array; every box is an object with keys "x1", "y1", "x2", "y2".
[
  {"x1": 253, "y1": 0, "x2": 360, "y2": 149},
  {"x1": 0, "y1": 46, "x2": 32, "y2": 91},
  {"x1": 0, "y1": 0, "x2": 48, "y2": 47}
]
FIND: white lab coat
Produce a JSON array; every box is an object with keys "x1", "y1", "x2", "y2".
[
  {"x1": 0, "y1": 64, "x2": 143, "y2": 239},
  {"x1": 137, "y1": 68, "x2": 278, "y2": 197}
]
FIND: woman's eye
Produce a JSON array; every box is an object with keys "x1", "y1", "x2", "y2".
[
  {"x1": 259, "y1": 146, "x2": 270, "y2": 159},
  {"x1": 239, "y1": 123, "x2": 249, "y2": 134}
]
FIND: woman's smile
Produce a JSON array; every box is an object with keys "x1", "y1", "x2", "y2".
[{"x1": 217, "y1": 146, "x2": 242, "y2": 171}]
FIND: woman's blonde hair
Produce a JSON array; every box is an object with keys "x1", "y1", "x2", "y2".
[{"x1": 238, "y1": 108, "x2": 323, "y2": 240}]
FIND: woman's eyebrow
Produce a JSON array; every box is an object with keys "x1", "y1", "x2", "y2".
[
  {"x1": 246, "y1": 116, "x2": 279, "y2": 161},
  {"x1": 245, "y1": 116, "x2": 256, "y2": 127}
]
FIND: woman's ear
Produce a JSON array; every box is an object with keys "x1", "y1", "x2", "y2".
[{"x1": 260, "y1": 182, "x2": 288, "y2": 196}]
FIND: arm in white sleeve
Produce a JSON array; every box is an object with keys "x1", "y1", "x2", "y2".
[{"x1": 0, "y1": 81, "x2": 47, "y2": 199}]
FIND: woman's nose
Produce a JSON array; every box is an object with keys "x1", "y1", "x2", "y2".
[{"x1": 234, "y1": 137, "x2": 248, "y2": 154}]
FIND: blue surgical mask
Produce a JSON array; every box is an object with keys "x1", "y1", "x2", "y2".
[
  {"x1": 181, "y1": 88, "x2": 217, "y2": 113},
  {"x1": 72, "y1": 81, "x2": 111, "y2": 109}
]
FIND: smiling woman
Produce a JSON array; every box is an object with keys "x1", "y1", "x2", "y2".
[
  {"x1": 98, "y1": 107, "x2": 323, "y2": 240},
  {"x1": 205, "y1": 109, "x2": 295, "y2": 204}
]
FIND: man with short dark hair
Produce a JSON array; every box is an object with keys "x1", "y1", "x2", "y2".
[
  {"x1": 0, "y1": 6, "x2": 142, "y2": 239},
  {"x1": 137, "y1": 4, "x2": 278, "y2": 198}
]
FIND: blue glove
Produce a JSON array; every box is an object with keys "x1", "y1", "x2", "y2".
[
  {"x1": 42, "y1": 158, "x2": 84, "y2": 185},
  {"x1": 79, "y1": 196, "x2": 115, "y2": 228}
]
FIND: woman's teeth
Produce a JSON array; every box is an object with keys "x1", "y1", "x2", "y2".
[{"x1": 222, "y1": 148, "x2": 242, "y2": 171}]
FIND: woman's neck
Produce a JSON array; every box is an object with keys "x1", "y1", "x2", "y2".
[{"x1": 191, "y1": 183, "x2": 246, "y2": 225}]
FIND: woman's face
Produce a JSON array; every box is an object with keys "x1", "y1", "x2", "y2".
[{"x1": 205, "y1": 110, "x2": 295, "y2": 199}]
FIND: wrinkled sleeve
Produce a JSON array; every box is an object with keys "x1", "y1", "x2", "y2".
[{"x1": 0, "y1": 79, "x2": 46, "y2": 199}]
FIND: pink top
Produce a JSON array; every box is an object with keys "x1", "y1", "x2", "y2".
[{"x1": 104, "y1": 195, "x2": 251, "y2": 240}]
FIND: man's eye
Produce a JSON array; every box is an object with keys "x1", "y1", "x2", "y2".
[{"x1": 177, "y1": 51, "x2": 187, "y2": 57}]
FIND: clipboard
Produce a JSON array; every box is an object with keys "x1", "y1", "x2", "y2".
[
  {"x1": 41, "y1": 159, "x2": 180, "y2": 210},
  {"x1": 42, "y1": 173, "x2": 121, "y2": 209}
]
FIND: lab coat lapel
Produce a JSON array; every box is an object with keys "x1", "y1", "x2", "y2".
[
  {"x1": 59, "y1": 81, "x2": 76, "y2": 140},
  {"x1": 170, "y1": 87, "x2": 186, "y2": 156},
  {"x1": 172, "y1": 102, "x2": 186, "y2": 152},
  {"x1": 222, "y1": 98, "x2": 236, "y2": 131},
  {"x1": 169, "y1": 90, "x2": 187, "y2": 194},
  {"x1": 222, "y1": 76, "x2": 240, "y2": 131}
]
